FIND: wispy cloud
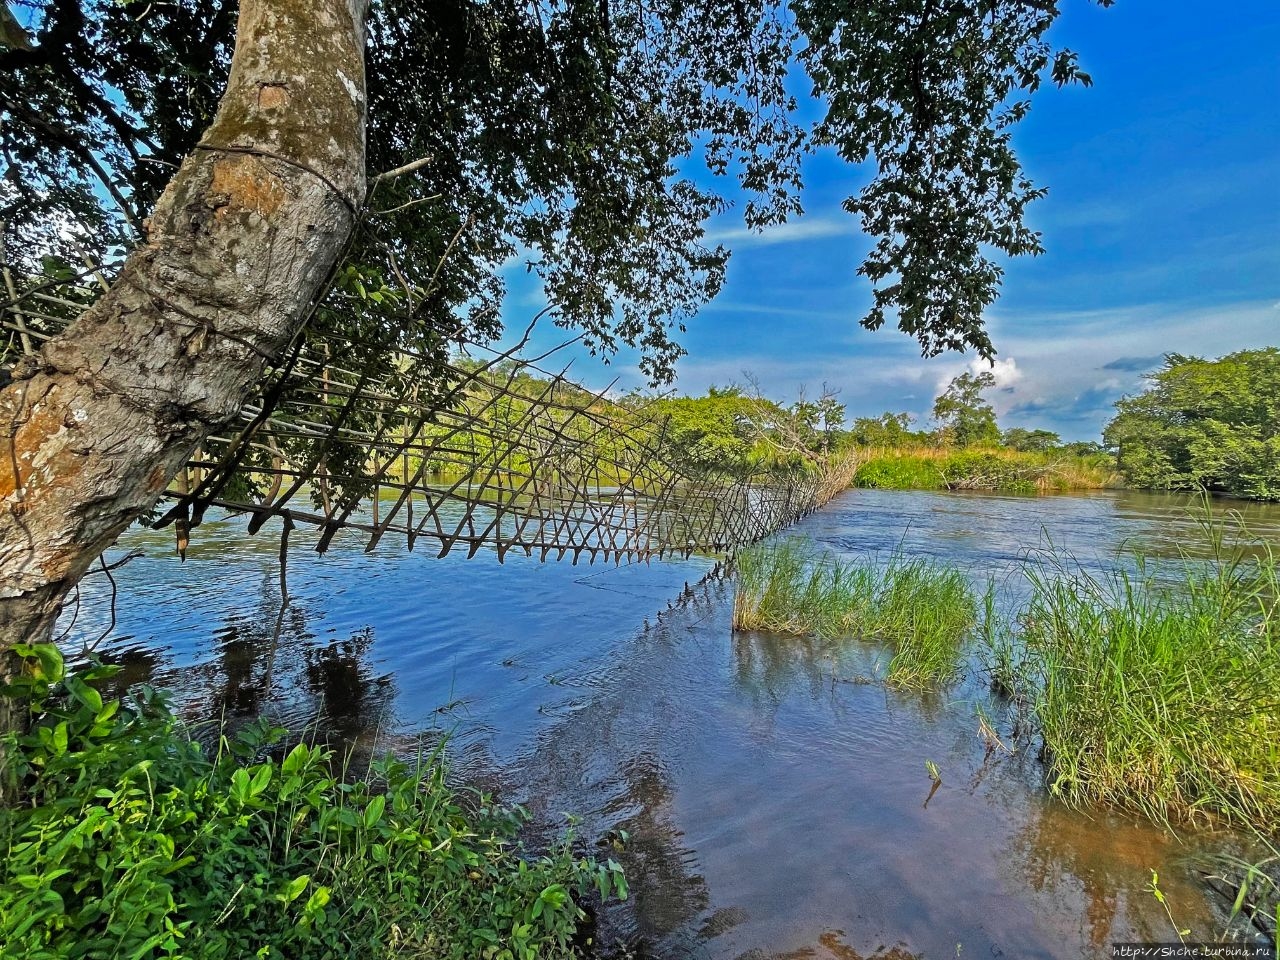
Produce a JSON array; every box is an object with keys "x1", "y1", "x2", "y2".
[
  {"x1": 671, "y1": 298, "x2": 1280, "y2": 439},
  {"x1": 704, "y1": 216, "x2": 854, "y2": 248}
]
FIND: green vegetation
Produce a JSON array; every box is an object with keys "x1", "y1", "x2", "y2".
[
  {"x1": 931, "y1": 371, "x2": 1000, "y2": 448},
  {"x1": 739, "y1": 510, "x2": 1280, "y2": 832},
  {"x1": 853, "y1": 447, "x2": 1114, "y2": 493},
  {"x1": 845, "y1": 372, "x2": 1115, "y2": 494},
  {"x1": 1104, "y1": 349, "x2": 1280, "y2": 501},
  {"x1": 0, "y1": 646, "x2": 624, "y2": 960},
  {"x1": 733, "y1": 540, "x2": 978, "y2": 687},
  {"x1": 1203, "y1": 848, "x2": 1280, "y2": 945},
  {"x1": 1000, "y1": 427, "x2": 1063, "y2": 452},
  {"x1": 975, "y1": 512, "x2": 1280, "y2": 831},
  {"x1": 1015, "y1": 546, "x2": 1280, "y2": 828},
  {"x1": 647, "y1": 385, "x2": 846, "y2": 475}
]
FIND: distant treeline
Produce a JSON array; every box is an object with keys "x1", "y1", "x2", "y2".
[
  {"x1": 391, "y1": 347, "x2": 1279, "y2": 501},
  {"x1": 842, "y1": 369, "x2": 1115, "y2": 494},
  {"x1": 848, "y1": 348, "x2": 1280, "y2": 501}
]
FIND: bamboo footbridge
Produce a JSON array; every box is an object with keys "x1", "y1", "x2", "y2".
[{"x1": 4, "y1": 268, "x2": 857, "y2": 566}]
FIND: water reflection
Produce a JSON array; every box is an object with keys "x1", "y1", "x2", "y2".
[
  {"x1": 60, "y1": 489, "x2": 1280, "y2": 958},
  {"x1": 1006, "y1": 800, "x2": 1208, "y2": 950},
  {"x1": 82, "y1": 563, "x2": 396, "y2": 752},
  {"x1": 514, "y1": 536, "x2": 1255, "y2": 958},
  {"x1": 773, "y1": 932, "x2": 920, "y2": 960},
  {"x1": 187, "y1": 602, "x2": 394, "y2": 751}
]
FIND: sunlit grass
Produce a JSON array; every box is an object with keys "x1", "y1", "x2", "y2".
[
  {"x1": 732, "y1": 540, "x2": 977, "y2": 687},
  {"x1": 1015, "y1": 527, "x2": 1280, "y2": 828},
  {"x1": 853, "y1": 447, "x2": 1115, "y2": 493}
]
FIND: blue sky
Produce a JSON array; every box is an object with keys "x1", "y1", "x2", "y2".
[{"x1": 505, "y1": 2, "x2": 1280, "y2": 440}]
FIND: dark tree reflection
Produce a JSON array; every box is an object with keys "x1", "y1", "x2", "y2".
[{"x1": 90, "y1": 569, "x2": 396, "y2": 759}]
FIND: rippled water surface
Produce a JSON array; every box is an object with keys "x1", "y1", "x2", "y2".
[{"x1": 68, "y1": 490, "x2": 1280, "y2": 959}]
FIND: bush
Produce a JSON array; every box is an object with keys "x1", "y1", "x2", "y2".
[
  {"x1": 1104, "y1": 348, "x2": 1280, "y2": 501},
  {"x1": 0, "y1": 646, "x2": 625, "y2": 960}
]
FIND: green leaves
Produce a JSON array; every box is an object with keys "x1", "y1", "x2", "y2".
[
  {"x1": 15, "y1": 643, "x2": 65, "y2": 684},
  {"x1": 793, "y1": 0, "x2": 1105, "y2": 359},
  {"x1": 362, "y1": 794, "x2": 385, "y2": 829},
  {"x1": 63, "y1": 673, "x2": 102, "y2": 713},
  {"x1": 6, "y1": 0, "x2": 1110, "y2": 394},
  {"x1": 931, "y1": 371, "x2": 1000, "y2": 448},
  {"x1": 1105, "y1": 348, "x2": 1280, "y2": 501},
  {"x1": 0, "y1": 653, "x2": 622, "y2": 959},
  {"x1": 280, "y1": 874, "x2": 311, "y2": 904}
]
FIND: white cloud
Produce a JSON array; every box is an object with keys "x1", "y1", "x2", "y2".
[
  {"x1": 704, "y1": 216, "x2": 853, "y2": 248},
  {"x1": 930, "y1": 355, "x2": 1024, "y2": 395},
  {"x1": 672, "y1": 298, "x2": 1280, "y2": 439},
  {"x1": 983, "y1": 356, "x2": 1024, "y2": 390}
]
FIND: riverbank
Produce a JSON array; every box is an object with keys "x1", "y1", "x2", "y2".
[
  {"x1": 852, "y1": 445, "x2": 1117, "y2": 493},
  {"x1": 0, "y1": 645, "x2": 623, "y2": 959}
]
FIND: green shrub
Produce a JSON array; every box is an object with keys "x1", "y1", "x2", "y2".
[
  {"x1": 851, "y1": 454, "x2": 946, "y2": 490},
  {"x1": 0, "y1": 645, "x2": 625, "y2": 960},
  {"x1": 1104, "y1": 348, "x2": 1280, "y2": 501},
  {"x1": 852, "y1": 447, "x2": 1114, "y2": 493}
]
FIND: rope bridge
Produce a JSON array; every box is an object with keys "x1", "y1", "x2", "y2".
[{"x1": 3, "y1": 262, "x2": 856, "y2": 566}]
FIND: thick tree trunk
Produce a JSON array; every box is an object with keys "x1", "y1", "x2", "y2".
[{"x1": 0, "y1": 2, "x2": 368, "y2": 657}]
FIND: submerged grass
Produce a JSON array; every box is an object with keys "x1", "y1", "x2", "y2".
[
  {"x1": 971, "y1": 508, "x2": 1280, "y2": 832},
  {"x1": 742, "y1": 508, "x2": 1280, "y2": 832},
  {"x1": 733, "y1": 539, "x2": 978, "y2": 687}
]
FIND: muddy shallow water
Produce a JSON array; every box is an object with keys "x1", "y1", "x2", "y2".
[{"x1": 67, "y1": 489, "x2": 1280, "y2": 958}]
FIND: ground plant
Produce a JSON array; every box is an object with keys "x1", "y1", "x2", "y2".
[
  {"x1": 852, "y1": 447, "x2": 1115, "y2": 493},
  {"x1": 0, "y1": 646, "x2": 625, "y2": 960}
]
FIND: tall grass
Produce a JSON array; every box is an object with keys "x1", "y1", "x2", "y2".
[
  {"x1": 1017, "y1": 536, "x2": 1280, "y2": 828},
  {"x1": 853, "y1": 447, "x2": 1115, "y2": 493},
  {"x1": 733, "y1": 540, "x2": 977, "y2": 687}
]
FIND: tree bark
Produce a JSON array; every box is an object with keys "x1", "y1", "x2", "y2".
[{"x1": 0, "y1": 2, "x2": 369, "y2": 660}]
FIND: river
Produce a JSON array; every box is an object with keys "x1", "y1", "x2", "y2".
[{"x1": 65, "y1": 489, "x2": 1280, "y2": 959}]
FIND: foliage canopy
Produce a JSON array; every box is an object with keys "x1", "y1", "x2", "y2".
[
  {"x1": 1, "y1": 0, "x2": 1108, "y2": 385},
  {"x1": 931, "y1": 370, "x2": 1000, "y2": 448},
  {"x1": 1104, "y1": 349, "x2": 1280, "y2": 501}
]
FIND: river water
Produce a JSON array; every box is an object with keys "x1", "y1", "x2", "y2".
[{"x1": 65, "y1": 489, "x2": 1280, "y2": 959}]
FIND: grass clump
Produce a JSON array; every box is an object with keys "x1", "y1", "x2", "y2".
[
  {"x1": 1017, "y1": 544, "x2": 1280, "y2": 828},
  {"x1": 733, "y1": 540, "x2": 977, "y2": 687},
  {"x1": 0, "y1": 645, "x2": 624, "y2": 960}
]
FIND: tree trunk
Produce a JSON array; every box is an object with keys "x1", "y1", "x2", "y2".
[{"x1": 0, "y1": 2, "x2": 368, "y2": 668}]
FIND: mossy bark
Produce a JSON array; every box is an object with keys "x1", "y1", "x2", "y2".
[{"x1": 0, "y1": 1, "x2": 370, "y2": 688}]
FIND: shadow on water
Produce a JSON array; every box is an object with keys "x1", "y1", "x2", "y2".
[
  {"x1": 84, "y1": 570, "x2": 398, "y2": 757},
  {"x1": 62, "y1": 489, "x2": 1280, "y2": 958}
]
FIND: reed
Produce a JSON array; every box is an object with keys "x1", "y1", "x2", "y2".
[
  {"x1": 733, "y1": 540, "x2": 977, "y2": 687},
  {"x1": 1020, "y1": 537, "x2": 1280, "y2": 828}
]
